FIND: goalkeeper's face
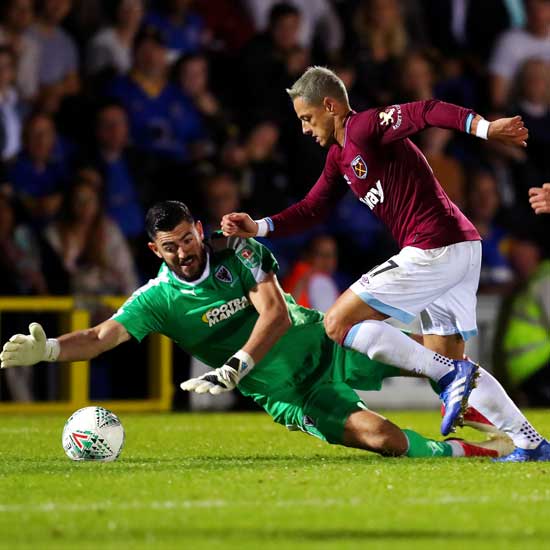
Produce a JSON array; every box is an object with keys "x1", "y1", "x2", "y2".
[{"x1": 148, "y1": 219, "x2": 207, "y2": 281}]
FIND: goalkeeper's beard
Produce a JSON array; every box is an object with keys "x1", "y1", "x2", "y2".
[{"x1": 173, "y1": 252, "x2": 207, "y2": 282}]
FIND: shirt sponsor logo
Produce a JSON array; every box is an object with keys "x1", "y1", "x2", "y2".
[
  {"x1": 359, "y1": 179, "x2": 384, "y2": 210},
  {"x1": 351, "y1": 155, "x2": 368, "y2": 179},
  {"x1": 201, "y1": 296, "x2": 249, "y2": 327},
  {"x1": 215, "y1": 265, "x2": 233, "y2": 283}
]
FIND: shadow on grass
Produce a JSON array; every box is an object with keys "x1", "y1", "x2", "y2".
[
  {"x1": 138, "y1": 526, "x2": 545, "y2": 543},
  {"x1": 39, "y1": 525, "x2": 546, "y2": 544}
]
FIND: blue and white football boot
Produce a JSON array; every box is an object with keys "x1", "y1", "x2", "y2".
[
  {"x1": 439, "y1": 359, "x2": 480, "y2": 436},
  {"x1": 494, "y1": 439, "x2": 550, "y2": 462}
]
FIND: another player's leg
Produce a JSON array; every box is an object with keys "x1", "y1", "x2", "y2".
[
  {"x1": 295, "y1": 375, "x2": 506, "y2": 458},
  {"x1": 342, "y1": 409, "x2": 510, "y2": 458},
  {"x1": 451, "y1": 366, "x2": 550, "y2": 462},
  {"x1": 324, "y1": 290, "x2": 478, "y2": 436}
]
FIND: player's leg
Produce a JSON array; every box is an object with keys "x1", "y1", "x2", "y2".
[
  {"x1": 295, "y1": 372, "x2": 507, "y2": 458},
  {"x1": 342, "y1": 408, "x2": 407, "y2": 455},
  {"x1": 421, "y1": 261, "x2": 550, "y2": 461},
  {"x1": 422, "y1": 333, "x2": 464, "y2": 360},
  {"x1": 325, "y1": 289, "x2": 457, "y2": 381},
  {"x1": 326, "y1": 288, "x2": 477, "y2": 435},
  {"x1": 328, "y1": 243, "x2": 480, "y2": 435},
  {"x1": 458, "y1": 365, "x2": 550, "y2": 461}
]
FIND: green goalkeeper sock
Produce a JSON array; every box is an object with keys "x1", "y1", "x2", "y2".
[{"x1": 403, "y1": 429, "x2": 453, "y2": 458}]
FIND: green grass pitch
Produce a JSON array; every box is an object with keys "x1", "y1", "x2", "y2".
[{"x1": 2, "y1": 410, "x2": 550, "y2": 550}]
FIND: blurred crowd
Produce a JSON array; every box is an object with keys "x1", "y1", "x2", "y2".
[{"x1": 0, "y1": 0, "x2": 549, "y2": 404}]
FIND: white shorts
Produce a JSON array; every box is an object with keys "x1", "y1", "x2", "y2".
[{"x1": 349, "y1": 241, "x2": 482, "y2": 340}]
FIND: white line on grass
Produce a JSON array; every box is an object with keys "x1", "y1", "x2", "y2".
[
  {"x1": 1, "y1": 493, "x2": 549, "y2": 514},
  {"x1": 406, "y1": 493, "x2": 550, "y2": 505},
  {"x1": 0, "y1": 498, "x2": 365, "y2": 514}
]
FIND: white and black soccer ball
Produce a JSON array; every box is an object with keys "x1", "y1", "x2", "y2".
[{"x1": 62, "y1": 406, "x2": 125, "y2": 462}]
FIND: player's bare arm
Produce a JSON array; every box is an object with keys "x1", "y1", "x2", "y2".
[
  {"x1": 0, "y1": 319, "x2": 130, "y2": 368},
  {"x1": 57, "y1": 319, "x2": 131, "y2": 362},
  {"x1": 180, "y1": 272, "x2": 292, "y2": 395},
  {"x1": 239, "y1": 272, "x2": 292, "y2": 363},
  {"x1": 529, "y1": 183, "x2": 550, "y2": 214}
]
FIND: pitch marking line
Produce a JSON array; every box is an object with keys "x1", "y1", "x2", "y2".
[{"x1": 1, "y1": 494, "x2": 550, "y2": 514}]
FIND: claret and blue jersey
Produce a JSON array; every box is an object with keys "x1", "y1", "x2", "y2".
[{"x1": 269, "y1": 100, "x2": 481, "y2": 249}]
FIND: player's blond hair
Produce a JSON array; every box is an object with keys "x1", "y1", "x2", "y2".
[{"x1": 286, "y1": 66, "x2": 349, "y2": 106}]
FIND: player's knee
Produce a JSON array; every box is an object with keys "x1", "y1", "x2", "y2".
[{"x1": 323, "y1": 310, "x2": 346, "y2": 344}]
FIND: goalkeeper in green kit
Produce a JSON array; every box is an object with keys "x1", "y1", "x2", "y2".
[{"x1": 0, "y1": 201, "x2": 513, "y2": 459}]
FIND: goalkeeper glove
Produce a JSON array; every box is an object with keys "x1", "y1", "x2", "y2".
[
  {"x1": 0, "y1": 323, "x2": 60, "y2": 368},
  {"x1": 180, "y1": 350, "x2": 255, "y2": 395}
]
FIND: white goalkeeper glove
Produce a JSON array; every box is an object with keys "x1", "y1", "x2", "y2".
[
  {"x1": 180, "y1": 350, "x2": 255, "y2": 395},
  {"x1": 0, "y1": 323, "x2": 60, "y2": 368}
]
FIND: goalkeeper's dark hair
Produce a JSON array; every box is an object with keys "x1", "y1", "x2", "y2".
[{"x1": 145, "y1": 201, "x2": 195, "y2": 240}]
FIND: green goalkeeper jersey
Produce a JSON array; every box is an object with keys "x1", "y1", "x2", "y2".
[{"x1": 112, "y1": 234, "x2": 327, "y2": 396}]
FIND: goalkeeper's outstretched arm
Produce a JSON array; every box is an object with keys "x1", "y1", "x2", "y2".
[{"x1": 0, "y1": 320, "x2": 131, "y2": 368}]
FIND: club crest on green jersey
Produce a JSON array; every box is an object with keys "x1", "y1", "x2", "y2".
[
  {"x1": 201, "y1": 296, "x2": 249, "y2": 327},
  {"x1": 215, "y1": 265, "x2": 233, "y2": 283}
]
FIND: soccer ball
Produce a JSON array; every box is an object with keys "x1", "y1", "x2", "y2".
[{"x1": 62, "y1": 406, "x2": 125, "y2": 462}]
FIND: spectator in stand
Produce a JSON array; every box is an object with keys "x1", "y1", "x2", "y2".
[
  {"x1": 173, "y1": 53, "x2": 230, "y2": 154},
  {"x1": 510, "y1": 58, "x2": 550, "y2": 188},
  {"x1": 497, "y1": 239, "x2": 550, "y2": 406},
  {"x1": 107, "y1": 26, "x2": 206, "y2": 161},
  {"x1": 397, "y1": 50, "x2": 436, "y2": 104},
  {"x1": 397, "y1": 49, "x2": 476, "y2": 110},
  {"x1": 0, "y1": 193, "x2": 47, "y2": 296},
  {"x1": 530, "y1": 183, "x2": 550, "y2": 214},
  {"x1": 243, "y1": 0, "x2": 343, "y2": 61},
  {"x1": 144, "y1": 0, "x2": 206, "y2": 61},
  {"x1": 44, "y1": 172, "x2": 139, "y2": 305},
  {"x1": 86, "y1": 0, "x2": 144, "y2": 78},
  {"x1": 333, "y1": 61, "x2": 369, "y2": 112},
  {"x1": 489, "y1": 0, "x2": 550, "y2": 111},
  {"x1": 194, "y1": 0, "x2": 255, "y2": 54},
  {"x1": 0, "y1": 193, "x2": 48, "y2": 401},
  {"x1": 28, "y1": 0, "x2": 80, "y2": 114},
  {"x1": 499, "y1": 57, "x2": 550, "y2": 254},
  {"x1": 8, "y1": 113, "x2": 68, "y2": 226},
  {"x1": 0, "y1": 45, "x2": 23, "y2": 162},
  {"x1": 467, "y1": 170, "x2": 514, "y2": 291},
  {"x1": 201, "y1": 172, "x2": 241, "y2": 235},
  {"x1": 423, "y1": 0, "x2": 521, "y2": 62},
  {"x1": 81, "y1": 102, "x2": 151, "y2": 242},
  {"x1": 351, "y1": 0, "x2": 410, "y2": 106},
  {"x1": 283, "y1": 234, "x2": 339, "y2": 312},
  {"x1": 221, "y1": 121, "x2": 290, "y2": 217},
  {"x1": 0, "y1": 0, "x2": 40, "y2": 100},
  {"x1": 239, "y1": 3, "x2": 307, "y2": 123}
]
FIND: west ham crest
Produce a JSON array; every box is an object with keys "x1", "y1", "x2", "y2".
[
  {"x1": 351, "y1": 155, "x2": 368, "y2": 179},
  {"x1": 215, "y1": 265, "x2": 233, "y2": 283}
]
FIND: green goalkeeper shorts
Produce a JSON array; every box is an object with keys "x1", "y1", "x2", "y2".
[{"x1": 245, "y1": 336, "x2": 401, "y2": 445}]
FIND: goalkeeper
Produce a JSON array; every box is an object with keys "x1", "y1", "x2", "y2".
[{"x1": 0, "y1": 201, "x2": 541, "y2": 460}]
